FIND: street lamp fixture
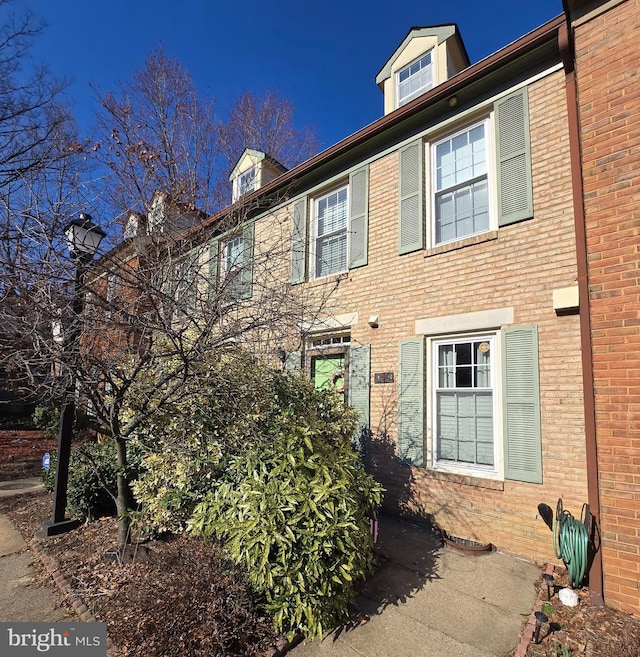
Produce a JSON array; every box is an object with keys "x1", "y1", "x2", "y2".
[
  {"x1": 39, "y1": 213, "x2": 105, "y2": 538},
  {"x1": 65, "y1": 213, "x2": 107, "y2": 259}
]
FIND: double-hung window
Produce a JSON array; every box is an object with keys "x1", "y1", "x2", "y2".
[
  {"x1": 222, "y1": 233, "x2": 246, "y2": 298},
  {"x1": 398, "y1": 88, "x2": 533, "y2": 255},
  {"x1": 434, "y1": 336, "x2": 496, "y2": 470},
  {"x1": 433, "y1": 120, "x2": 490, "y2": 245},
  {"x1": 314, "y1": 185, "x2": 348, "y2": 278},
  {"x1": 397, "y1": 52, "x2": 433, "y2": 107},
  {"x1": 398, "y1": 324, "x2": 542, "y2": 483}
]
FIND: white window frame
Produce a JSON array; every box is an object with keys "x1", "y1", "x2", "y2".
[
  {"x1": 312, "y1": 184, "x2": 349, "y2": 280},
  {"x1": 427, "y1": 117, "x2": 496, "y2": 247},
  {"x1": 221, "y1": 232, "x2": 245, "y2": 296},
  {"x1": 396, "y1": 51, "x2": 433, "y2": 108},
  {"x1": 426, "y1": 332, "x2": 503, "y2": 479},
  {"x1": 238, "y1": 166, "x2": 257, "y2": 197}
]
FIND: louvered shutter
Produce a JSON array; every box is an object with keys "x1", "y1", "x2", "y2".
[
  {"x1": 397, "y1": 338, "x2": 424, "y2": 466},
  {"x1": 495, "y1": 88, "x2": 534, "y2": 226},
  {"x1": 502, "y1": 325, "x2": 542, "y2": 483},
  {"x1": 349, "y1": 344, "x2": 371, "y2": 452},
  {"x1": 290, "y1": 198, "x2": 308, "y2": 284},
  {"x1": 348, "y1": 167, "x2": 369, "y2": 269},
  {"x1": 240, "y1": 222, "x2": 254, "y2": 299},
  {"x1": 398, "y1": 141, "x2": 424, "y2": 254}
]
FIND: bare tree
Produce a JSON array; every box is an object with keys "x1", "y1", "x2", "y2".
[
  {"x1": 0, "y1": 0, "x2": 72, "y2": 189},
  {"x1": 93, "y1": 50, "x2": 319, "y2": 223},
  {"x1": 92, "y1": 47, "x2": 219, "y2": 226},
  {"x1": 1, "y1": 31, "x2": 329, "y2": 546},
  {"x1": 218, "y1": 90, "x2": 319, "y2": 178},
  {"x1": 68, "y1": 193, "x2": 335, "y2": 546},
  {"x1": 0, "y1": 0, "x2": 90, "y2": 413}
]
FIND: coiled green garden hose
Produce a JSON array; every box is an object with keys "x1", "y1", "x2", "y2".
[{"x1": 553, "y1": 499, "x2": 589, "y2": 588}]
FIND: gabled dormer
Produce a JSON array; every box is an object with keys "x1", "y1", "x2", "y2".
[
  {"x1": 229, "y1": 148, "x2": 287, "y2": 203},
  {"x1": 376, "y1": 25, "x2": 470, "y2": 115}
]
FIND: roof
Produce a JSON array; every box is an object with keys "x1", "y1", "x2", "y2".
[
  {"x1": 375, "y1": 24, "x2": 470, "y2": 87},
  {"x1": 202, "y1": 14, "x2": 564, "y2": 233},
  {"x1": 228, "y1": 148, "x2": 288, "y2": 180}
]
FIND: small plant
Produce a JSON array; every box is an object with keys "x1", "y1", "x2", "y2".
[
  {"x1": 542, "y1": 602, "x2": 556, "y2": 616},
  {"x1": 553, "y1": 639, "x2": 572, "y2": 657},
  {"x1": 42, "y1": 441, "x2": 143, "y2": 520}
]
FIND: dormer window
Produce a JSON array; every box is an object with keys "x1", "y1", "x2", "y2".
[
  {"x1": 238, "y1": 166, "x2": 257, "y2": 197},
  {"x1": 376, "y1": 25, "x2": 470, "y2": 116},
  {"x1": 229, "y1": 149, "x2": 287, "y2": 203},
  {"x1": 397, "y1": 52, "x2": 433, "y2": 107}
]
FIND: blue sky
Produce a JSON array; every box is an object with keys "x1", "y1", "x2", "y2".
[{"x1": 19, "y1": 0, "x2": 563, "y2": 152}]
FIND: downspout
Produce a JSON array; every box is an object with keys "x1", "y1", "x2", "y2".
[{"x1": 558, "y1": 18, "x2": 604, "y2": 606}]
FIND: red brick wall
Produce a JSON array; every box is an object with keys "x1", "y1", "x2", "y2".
[{"x1": 573, "y1": 0, "x2": 640, "y2": 616}]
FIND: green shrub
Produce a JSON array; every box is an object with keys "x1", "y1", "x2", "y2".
[
  {"x1": 41, "y1": 440, "x2": 143, "y2": 520},
  {"x1": 128, "y1": 349, "x2": 276, "y2": 534},
  {"x1": 33, "y1": 404, "x2": 59, "y2": 434},
  {"x1": 189, "y1": 372, "x2": 384, "y2": 640}
]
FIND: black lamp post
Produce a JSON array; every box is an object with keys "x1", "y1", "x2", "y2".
[{"x1": 39, "y1": 213, "x2": 106, "y2": 538}]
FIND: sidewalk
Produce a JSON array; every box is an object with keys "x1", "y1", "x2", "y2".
[
  {"x1": 292, "y1": 516, "x2": 541, "y2": 657},
  {"x1": 0, "y1": 510, "x2": 71, "y2": 622}
]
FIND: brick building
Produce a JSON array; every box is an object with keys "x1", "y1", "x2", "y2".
[
  {"x1": 565, "y1": 0, "x2": 640, "y2": 616},
  {"x1": 203, "y1": 15, "x2": 590, "y2": 570},
  {"x1": 106, "y1": 2, "x2": 640, "y2": 615}
]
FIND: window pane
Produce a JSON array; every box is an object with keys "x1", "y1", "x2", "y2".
[
  {"x1": 316, "y1": 232, "x2": 347, "y2": 277},
  {"x1": 226, "y1": 235, "x2": 244, "y2": 271},
  {"x1": 398, "y1": 53, "x2": 433, "y2": 106},
  {"x1": 317, "y1": 188, "x2": 347, "y2": 236},
  {"x1": 435, "y1": 179, "x2": 489, "y2": 243},
  {"x1": 435, "y1": 339, "x2": 495, "y2": 468},
  {"x1": 436, "y1": 124, "x2": 486, "y2": 192},
  {"x1": 436, "y1": 390, "x2": 494, "y2": 466}
]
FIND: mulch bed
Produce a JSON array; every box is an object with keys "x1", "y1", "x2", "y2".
[
  {"x1": 0, "y1": 491, "x2": 277, "y2": 657},
  {"x1": 519, "y1": 567, "x2": 640, "y2": 657}
]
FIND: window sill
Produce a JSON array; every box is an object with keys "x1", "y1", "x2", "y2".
[
  {"x1": 420, "y1": 467, "x2": 505, "y2": 491},
  {"x1": 425, "y1": 230, "x2": 498, "y2": 258}
]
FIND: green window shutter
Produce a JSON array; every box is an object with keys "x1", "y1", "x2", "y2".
[
  {"x1": 502, "y1": 325, "x2": 542, "y2": 483},
  {"x1": 348, "y1": 167, "x2": 369, "y2": 269},
  {"x1": 290, "y1": 198, "x2": 308, "y2": 284},
  {"x1": 240, "y1": 222, "x2": 254, "y2": 299},
  {"x1": 398, "y1": 141, "x2": 424, "y2": 255},
  {"x1": 495, "y1": 87, "x2": 533, "y2": 226},
  {"x1": 397, "y1": 338, "x2": 424, "y2": 466},
  {"x1": 283, "y1": 350, "x2": 301, "y2": 371},
  {"x1": 349, "y1": 344, "x2": 371, "y2": 448}
]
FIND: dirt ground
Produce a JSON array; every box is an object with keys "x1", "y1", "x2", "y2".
[{"x1": 1, "y1": 430, "x2": 639, "y2": 657}]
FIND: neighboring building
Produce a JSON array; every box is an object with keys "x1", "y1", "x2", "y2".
[{"x1": 565, "y1": 0, "x2": 640, "y2": 616}]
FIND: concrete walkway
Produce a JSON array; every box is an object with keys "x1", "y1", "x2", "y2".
[
  {"x1": 0, "y1": 481, "x2": 541, "y2": 654},
  {"x1": 0, "y1": 513, "x2": 71, "y2": 622},
  {"x1": 293, "y1": 516, "x2": 540, "y2": 657}
]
